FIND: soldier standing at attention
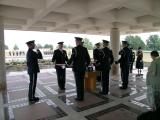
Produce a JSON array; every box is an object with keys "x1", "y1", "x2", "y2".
[
  {"x1": 93, "y1": 42, "x2": 103, "y2": 82},
  {"x1": 26, "y1": 40, "x2": 43, "y2": 102},
  {"x1": 68, "y1": 37, "x2": 91, "y2": 101},
  {"x1": 99, "y1": 40, "x2": 114, "y2": 95},
  {"x1": 52, "y1": 42, "x2": 68, "y2": 90},
  {"x1": 115, "y1": 41, "x2": 131, "y2": 89}
]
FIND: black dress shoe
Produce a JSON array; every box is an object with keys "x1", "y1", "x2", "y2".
[
  {"x1": 29, "y1": 97, "x2": 39, "y2": 103},
  {"x1": 74, "y1": 98, "x2": 83, "y2": 101},
  {"x1": 119, "y1": 86, "x2": 127, "y2": 89},
  {"x1": 29, "y1": 98, "x2": 35, "y2": 102},
  {"x1": 29, "y1": 98, "x2": 36, "y2": 103},
  {"x1": 59, "y1": 88, "x2": 66, "y2": 90},
  {"x1": 34, "y1": 97, "x2": 40, "y2": 102},
  {"x1": 99, "y1": 91, "x2": 108, "y2": 95}
]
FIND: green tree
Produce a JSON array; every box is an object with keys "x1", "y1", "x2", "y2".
[
  {"x1": 37, "y1": 44, "x2": 43, "y2": 49},
  {"x1": 13, "y1": 44, "x2": 19, "y2": 50},
  {"x1": 44, "y1": 44, "x2": 53, "y2": 50},
  {"x1": 146, "y1": 35, "x2": 160, "y2": 50},
  {"x1": 83, "y1": 38, "x2": 93, "y2": 50},
  {"x1": 68, "y1": 45, "x2": 73, "y2": 49},
  {"x1": 5, "y1": 45, "x2": 9, "y2": 50},
  {"x1": 125, "y1": 35, "x2": 146, "y2": 50},
  {"x1": 63, "y1": 45, "x2": 67, "y2": 49}
]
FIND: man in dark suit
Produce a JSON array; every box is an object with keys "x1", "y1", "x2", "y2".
[
  {"x1": 68, "y1": 37, "x2": 91, "y2": 101},
  {"x1": 93, "y1": 42, "x2": 103, "y2": 82},
  {"x1": 52, "y1": 42, "x2": 68, "y2": 90},
  {"x1": 26, "y1": 40, "x2": 43, "y2": 102},
  {"x1": 99, "y1": 40, "x2": 114, "y2": 95},
  {"x1": 115, "y1": 41, "x2": 131, "y2": 89}
]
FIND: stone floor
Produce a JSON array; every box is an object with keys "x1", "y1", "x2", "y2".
[{"x1": 1, "y1": 68, "x2": 150, "y2": 120}]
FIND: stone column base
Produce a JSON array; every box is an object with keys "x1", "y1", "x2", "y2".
[
  {"x1": 0, "y1": 83, "x2": 6, "y2": 91},
  {"x1": 110, "y1": 64, "x2": 121, "y2": 81},
  {"x1": 111, "y1": 64, "x2": 118, "y2": 75}
]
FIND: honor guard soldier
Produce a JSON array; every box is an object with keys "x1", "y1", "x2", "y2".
[
  {"x1": 68, "y1": 37, "x2": 91, "y2": 101},
  {"x1": 26, "y1": 40, "x2": 43, "y2": 102},
  {"x1": 93, "y1": 42, "x2": 103, "y2": 82},
  {"x1": 52, "y1": 42, "x2": 68, "y2": 90},
  {"x1": 115, "y1": 41, "x2": 131, "y2": 89},
  {"x1": 99, "y1": 40, "x2": 114, "y2": 95}
]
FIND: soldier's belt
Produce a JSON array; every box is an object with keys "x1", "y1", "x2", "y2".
[
  {"x1": 55, "y1": 64, "x2": 66, "y2": 69},
  {"x1": 55, "y1": 64, "x2": 65, "y2": 66}
]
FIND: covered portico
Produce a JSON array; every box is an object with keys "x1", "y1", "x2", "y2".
[
  {"x1": 1, "y1": 0, "x2": 160, "y2": 90},
  {"x1": 0, "y1": 0, "x2": 160, "y2": 119}
]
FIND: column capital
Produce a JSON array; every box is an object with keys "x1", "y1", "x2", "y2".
[
  {"x1": 111, "y1": 28, "x2": 119, "y2": 32},
  {"x1": 112, "y1": 22, "x2": 120, "y2": 29},
  {"x1": 111, "y1": 27, "x2": 119, "y2": 29}
]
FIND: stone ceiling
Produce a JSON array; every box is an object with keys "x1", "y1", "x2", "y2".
[{"x1": 0, "y1": 0, "x2": 160, "y2": 35}]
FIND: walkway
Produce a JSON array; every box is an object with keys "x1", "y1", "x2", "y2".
[{"x1": 2, "y1": 68, "x2": 149, "y2": 120}]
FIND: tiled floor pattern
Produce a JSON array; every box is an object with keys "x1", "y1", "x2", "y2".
[{"x1": 1, "y1": 68, "x2": 150, "y2": 120}]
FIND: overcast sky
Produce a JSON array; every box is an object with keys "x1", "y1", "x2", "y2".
[{"x1": 4, "y1": 30, "x2": 160, "y2": 50}]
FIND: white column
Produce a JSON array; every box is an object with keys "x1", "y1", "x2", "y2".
[
  {"x1": 0, "y1": 16, "x2": 6, "y2": 91},
  {"x1": 110, "y1": 28, "x2": 120, "y2": 76}
]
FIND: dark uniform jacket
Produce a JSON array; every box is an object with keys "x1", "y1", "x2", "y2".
[
  {"x1": 93, "y1": 48, "x2": 102, "y2": 60},
  {"x1": 26, "y1": 49, "x2": 43, "y2": 74},
  {"x1": 68, "y1": 45, "x2": 91, "y2": 71},
  {"x1": 130, "y1": 50, "x2": 135, "y2": 63},
  {"x1": 52, "y1": 49, "x2": 68, "y2": 69},
  {"x1": 93, "y1": 48, "x2": 104, "y2": 70},
  {"x1": 100, "y1": 47, "x2": 114, "y2": 70},
  {"x1": 118, "y1": 47, "x2": 131, "y2": 68}
]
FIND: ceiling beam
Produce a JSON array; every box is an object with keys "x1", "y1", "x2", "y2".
[{"x1": 22, "y1": 0, "x2": 68, "y2": 30}]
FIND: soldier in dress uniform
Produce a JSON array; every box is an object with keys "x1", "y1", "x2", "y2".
[
  {"x1": 93, "y1": 42, "x2": 103, "y2": 82},
  {"x1": 26, "y1": 40, "x2": 43, "y2": 102},
  {"x1": 52, "y1": 42, "x2": 68, "y2": 90},
  {"x1": 115, "y1": 41, "x2": 131, "y2": 89},
  {"x1": 99, "y1": 40, "x2": 114, "y2": 95},
  {"x1": 130, "y1": 47, "x2": 135, "y2": 73},
  {"x1": 68, "y1": 37, "x2": 91, "y2": 101}
]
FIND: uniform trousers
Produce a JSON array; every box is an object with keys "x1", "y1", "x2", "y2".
[
  {"x1": 74, "y1": 69, "x2": 85, "y2": 100},
  {"x1": 130, "y1": 62, "x2": 134, "y2": 73},
  {"x1": 121, "y1": 66, "x2": 129, "y2": 88},
  {"x1": 56, "y1": 67, "x2": 66, "y2": 89},
  {"x1": 101, "y1": 69, "x2": 110, "y2": 94},
  {"x1": 95, "y1": 66, "x2": 101, "y2": 82},
  {"x1": 28, "y1": 73, "x2": 37, "y2": 99}
]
